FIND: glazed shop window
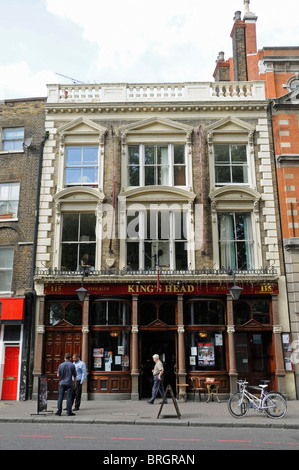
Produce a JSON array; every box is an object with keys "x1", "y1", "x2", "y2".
[
  {"x1": 46, "y1": 302, "x2": 82, "y2": 326},
  {"x1": 214, "y1": 144, "x2": 248, "y2": 185},
  {"x1": 218, "y1": 212, "x2": 254, "y2": 270},
  {"x1": 0, "y1": 183, "x2": 20, "y2": 219},
  {"x1": 65, "y1": 146, "x2": 98, "y2": 186},
  {"x1": 91, "y1": 301, "x2": 131, "y2": 325},
  {"x1": 2, "y1": 127, "x2": 24, "y2": 151},
  {"x1": 234, "y1": 301, "x2": 270, "y2": 325},
  {"x1": 184, "y1": 300, "x2": 225, "y2": 325},
  {"x1": 186, "y1": 331, "x2": 226, "y2": 371},
  {"x1": 127, "y1": 144, "x2": 186, "y2": 187},
  {"x1": 91, "y1": 331, "x2": 130, "y2": 371},
  {"x1": 61, "y1": 213, "x2": 96, "y2": 271},
  {"x1": 126, "y1": 209, "x2": 188, "y2": 270}
]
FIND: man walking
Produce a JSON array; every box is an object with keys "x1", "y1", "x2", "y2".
[
  {"x1": 72, "y1": 353, "x2": 87, "y2": 411},
  {"x1": 147, "y1": 354, "x2": 167, "y2": 404},
  {"x1": 56, "y1": 353, "x2": 77, "y2": 416}
]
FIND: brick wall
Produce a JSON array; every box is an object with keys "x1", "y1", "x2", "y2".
[{"x1": 0, "y1": 98, "x2": 46, "y2": 295}]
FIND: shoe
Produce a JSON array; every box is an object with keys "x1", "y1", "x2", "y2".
[
  {"x1": 55, "y1": 411, "x2": 61, "y2": 416},
  {"x1": 147, "y1": 400, "x2": 154, "y2": 404},
  {"x1": 73, "y1": 407, "x2": 79, "y2": 411},
  {"x1": 67, "y1": 412, "x2": 76, "y2": 416},
  {"x1": 159, "y1": 401, "x2": 168, "y2": 404}
]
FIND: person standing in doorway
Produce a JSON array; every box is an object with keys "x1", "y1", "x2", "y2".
[
  {"x1": 56, "y1": 353, "x2": 77, "y2": 416},
  {"x1": 147, "y1": 354, "x2": 168, "y2": 404},
  {"x1": 72, "y1": 353, "x2": 87, "y2": 411}
]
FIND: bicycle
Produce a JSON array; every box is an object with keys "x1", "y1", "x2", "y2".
[{"x1": 228, "y1": 379, "x2": 287, "y2": 419}]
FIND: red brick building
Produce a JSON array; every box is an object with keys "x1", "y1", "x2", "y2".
[{"x1": 214, "y1": 0, "x2": 299, "y2": 396}]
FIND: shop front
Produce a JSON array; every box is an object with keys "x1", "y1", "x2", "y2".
[
  {"x1": 34, "y1": 280, "x2": 285, "y2": 400},
  {"x1": 0, "y1": 298, "x2": 24, "y2": 400}
]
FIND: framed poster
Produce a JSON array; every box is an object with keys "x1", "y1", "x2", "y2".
[{"x1": 198, "y1": 343, "x2": 215, "y2": 366}]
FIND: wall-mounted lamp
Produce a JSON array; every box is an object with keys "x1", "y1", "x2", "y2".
[
  {"x1": 76, "y1": 270, "x2": 88, "y2": 301},
  {"x1": 227, "y1": 268, "x2": 243, "y2": 300}
]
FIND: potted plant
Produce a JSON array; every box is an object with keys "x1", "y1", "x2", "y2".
[{"x1": 0, "y1": 211, "x2": 14, "y2": 220}]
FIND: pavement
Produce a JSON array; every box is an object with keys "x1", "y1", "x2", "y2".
[{"x1": 1, "y1": 396, "x2": 299, "y2": 429}]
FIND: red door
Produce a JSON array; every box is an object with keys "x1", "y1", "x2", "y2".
[{"x1": 1, "y1": 346, "x2": 20, "y2": 400}]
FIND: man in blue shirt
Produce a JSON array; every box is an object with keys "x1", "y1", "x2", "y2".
[
  {"x1": 72, "y1": 353, "x2": 87, "y2": 411},
  {"x1": 56, "y1": 353, "x2": 77, "y2": 416}
]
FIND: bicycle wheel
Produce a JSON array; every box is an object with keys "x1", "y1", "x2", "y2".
[
  {"x1": 227, "y1": 393, "x2": 249, "y2": 418},
  {"x1": 263, "y1": 393, "x2": 287, "y2": 419}
]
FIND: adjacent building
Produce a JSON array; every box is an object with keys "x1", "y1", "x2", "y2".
[
  {"x1": 213, "y1": 0, "x2": 299, "y2": 397},
  {"x1": 31, "y1": 79, "x2": 294, "y2": 401},
  {"x1": 0, "y1": 97, "x2": 46, "y2": 400}
]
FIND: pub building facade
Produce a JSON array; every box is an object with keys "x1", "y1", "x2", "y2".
[{"x1": 32, "y1": 80, "x2": 296, "y2": 401}]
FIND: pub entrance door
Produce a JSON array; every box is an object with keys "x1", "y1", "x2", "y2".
[
  {"x1": 44, "y1": 329, "x2": 82, "y2": 399},
  {"x1": 235, "y1": 332, "x2": 274, "y2": 387},
  {"x1": 139, "y1": 331, "x2": 177, "y2": 399}
]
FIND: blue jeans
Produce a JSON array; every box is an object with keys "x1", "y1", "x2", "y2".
[
  {"x1": 57, "y1": 382, "x2": 74, "y2": 414},
  {"x1": 148, "y1": 375, "x2": 166, "y2": 403}
]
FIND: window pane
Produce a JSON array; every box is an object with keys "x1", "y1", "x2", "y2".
[
  {"x1": 144, "y1": 146, "x2": 155, "y2": 165},
  {"x1": 231, "y1": 145, "x2": 247, "y2": 162},
  {"x1": 0, "y1": 247, "x2": 14, "y2": 292},
  {"x1": 47, "y1": 303, "x2": 64, "y2": 326},
  {"x1": 80, "y1": 213, "x2": 96, "y2": 241},
  {"x1": 175, "y1": 241, "x2": 187, "y2": 269},
  {"x1": 79, "y1": 244, "x2": 95, "y2": 268},
  {"x1": 145, "y1": 166, "x2": 154, "y2": 185},
  {"x1": 174, "y1": 165, "x2": 186, "y2": 185},
  {"x1": 174, "y1": 145, "x2": 185, "y2": 164},
  {"x1": 127, "y1": 242, "x2": 139, "y2": 270},
  {"x1": 62, "y1": 214, "x2": 79, "y2": 241},
  {"x1": 128, "y1": 146, "x2": 139, "y2": 165},
  {"x1": 82, "y1": 166, "x2": 98, "y2": 183},
  {"x1": 61, "y1": 243, "x2": 78, "y2": 270},
  {"x1": 215, "y1": 166, "x2": 230, "y2": 184},
  {"x1": 90, "y1": 331, "x2": 130, "y2": 371},
  {"x1": 232, "y1": 165, "x2": 248, "y2": 183},
  {"x1": 83, "y1": 146, "x2": 98, "y2": 163},
  {"x1": 65, "y1": 168, "x2": 81, "y2": 184},
  {"x1": 65, "y1": 303, "x2": 82, "y2": 325},
  {"x1": 214, "y1": 145, "x2": 229, "y2": 162},
  {"x1": 66, "y1": 147, "x2": 81, "y2": 165},
  {"x1": 128, "y1": 166, "x2": 140, "y2": 186}
]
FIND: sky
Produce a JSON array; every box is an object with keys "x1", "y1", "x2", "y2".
[{"x1": 0, "y1": 0, "x2": 298, "y2": 100}]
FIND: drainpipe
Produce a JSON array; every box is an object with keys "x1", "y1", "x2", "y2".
[{"x1": 27, "y1": 131, "x2": 49, "y2": 399}]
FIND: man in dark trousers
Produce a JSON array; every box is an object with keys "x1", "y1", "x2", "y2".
[
  {"x1": 147, "y1": 354, "x2": 168, "y2": 404},
  {"x1": 56, "y1": 353, "x2": 77, "y2": 416}
]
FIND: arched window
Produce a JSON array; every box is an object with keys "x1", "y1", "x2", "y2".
[
  {"x1": 46, "y1": 302, "x2": 82, "y2": 326},
  {"x1": 233, "y1": 302, "x2": 251, "y2": 325}
]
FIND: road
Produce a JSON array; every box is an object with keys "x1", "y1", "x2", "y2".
[{"x1": 0, "y1": 422, "x2": 299, "y2": 452}]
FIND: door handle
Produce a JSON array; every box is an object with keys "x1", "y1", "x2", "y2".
[{"x1": 6, "y1": 377, "x2": 16, "y2": 380}]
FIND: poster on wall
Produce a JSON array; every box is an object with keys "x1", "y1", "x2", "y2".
[{"x1": 198, "y1": 343, "x2": 215, "y2": 366}]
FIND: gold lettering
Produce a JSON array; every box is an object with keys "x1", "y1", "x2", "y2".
[{"x1": 128, "y1": 285, "x2": 135, "y2": 293}]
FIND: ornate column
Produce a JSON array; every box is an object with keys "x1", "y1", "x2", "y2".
[
  {"x1": 131, "y1": 295, "x2": 139, "y2": 400},
  {"x1": 177, "y1": 295, "x2": 187, "y2": 401},
  {"x1": 81, "y1": 295, "x2": 89, "y2": 400},
  {"x1": 32, "y1": 295, "x2": 45, "y2": 398},
  {"x1": 272, "y1": 294, "x2": 286, "y2": 393},
  {"x1": 227, "y1": 295, "x2": 238, "y2": 394}
]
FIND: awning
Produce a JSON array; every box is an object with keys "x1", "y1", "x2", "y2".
[{"x1": 0, "y1": 298, "x2": 24, "y2": 324}]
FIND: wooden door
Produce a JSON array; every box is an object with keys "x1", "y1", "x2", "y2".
[
  {"x1": 45, "y1": 330, "x2": 82, "y2": 398},
  {"x1": 1, "y1": 346, "x2": 20, "y2": 400}
]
